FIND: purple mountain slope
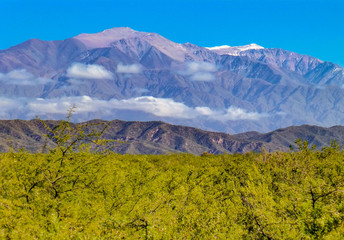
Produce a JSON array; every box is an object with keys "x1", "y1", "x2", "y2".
[{"x1": 0, "y1": 27, "x2": 344, "y2": 133}]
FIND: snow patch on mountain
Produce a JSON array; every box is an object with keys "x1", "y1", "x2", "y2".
[{"x1": 207, "y1": 44, "x2": 264, "y2": 56}]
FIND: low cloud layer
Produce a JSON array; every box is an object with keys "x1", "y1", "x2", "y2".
[
  {"x1": 0, "y1": 95, "x2": 267, "y2": 122},
  {"x1": 181, "y1": 62, "x2": 217, "y2": 81},
  {"x1": 0, "y1": 69, "x2": 53, "y2": 85},
  {"x1": 66, "y1": 63, "x2": 114, "y2": 79},
  {"x1": 116, "y1": 63, "x2": 142, "y2": 74},
  {"x1": 111, "y1": 97, "x2": 266, "y2": 121}
]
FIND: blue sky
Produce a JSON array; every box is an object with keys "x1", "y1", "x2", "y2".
[{"x1": 1, "y1": 0, "x2": 344, "y2": 66}]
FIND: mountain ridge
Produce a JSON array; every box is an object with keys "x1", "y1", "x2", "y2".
[
  {"x1": 0, "y1": 118, "x2": 343, "y2": 154},
  {"x1": 1, "y1": 27, "x2": 344, "y2": 133}
]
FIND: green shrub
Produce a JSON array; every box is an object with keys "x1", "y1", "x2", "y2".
[{"x1": 1, "y1": 121, "x2": 344, "y2": 239}]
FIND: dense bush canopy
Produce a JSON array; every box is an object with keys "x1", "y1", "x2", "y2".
[{"x1": 1, "y1": 139, "x2": 344, "y2": 239}]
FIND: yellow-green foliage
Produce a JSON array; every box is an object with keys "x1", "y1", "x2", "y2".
[{"x1": 1, "y1": 142, "x2": 344, "y2": 239}]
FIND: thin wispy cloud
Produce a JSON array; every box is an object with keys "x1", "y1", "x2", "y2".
[
  {"x1": 190, "y1": 72, "x2": 215, "y2": 81},
  {"x1": 132, "y1": 87, "x2": 149, "y2": 94},
  {"x1": 186, "y1": 62, "x2": 217, "y2": 74},
  {"x1": 181, "y1": 62, "x2": 217, "y2": 81},
  {"x1": 116, "y1": 63, "x2": 142, "y2": 74},
  {"x1": 57, "y1": 79, "x2": 84, "y2": 91},
  {"x1": 66, "y1": 63, "x2": 114, "y2": 79},
  {"x1": 0, "y1": 69, "x2": 54, "y2": 85}
]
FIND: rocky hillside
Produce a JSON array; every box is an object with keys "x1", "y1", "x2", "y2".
[{"x1": 0, "y1": 119, "x2": 343, "y2": 154}]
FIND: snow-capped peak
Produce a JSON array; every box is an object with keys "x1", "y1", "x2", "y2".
[
  {"x1": 206, "y1": 45, "x2": 232, "y2": 50},
  {"x1": 206, "y1": 44, "x2": 264, "y2": 56}
]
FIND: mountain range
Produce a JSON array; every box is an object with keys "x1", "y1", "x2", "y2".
[
  {"x1": 0, "y1": 119, "x2": 343, "y2": 154},
  {"x1": 1, "y1": 27, "x2": 344, "y2": 133}
]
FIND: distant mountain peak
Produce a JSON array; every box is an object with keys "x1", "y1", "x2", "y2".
[
  {"x1": 73, "y1": 27, "x2": 188, "y2": 61},
  {"x1": 73, "y1": 27, "x2": 141, "y2": 49},
  {"x1": 2, "y1": 27, "x2": 344, "y2": 134},
  {"x1": 206, "y1": 43, "x2": 264, "y2": 55}
]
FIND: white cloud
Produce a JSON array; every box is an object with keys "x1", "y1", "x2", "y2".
[
  {"x1": 116, "y1": 63, "x2": 142, "y2": 74},
  {"x1": 110, "y1": 96, "x2": 195, "y2": 118},
  {"x1": 1, "y1": 69, "x2": 33, "y2": 80},
  {"x1": 0, "y1": 97, "x2": 23, "y2": 118},
  {"x1": 29, "y1": 96, "x2": 266, "y2": 121},
  {"x1": 0, "y1": 69, "x2": 54, "y2": 85},
  {"x1": 216, "y1": 106, "x2": 267, "y2": 121},
  {"x1": 0, "y1": 96, "x2": 267, "y2": 122},
  {"x1": 190, "y1": 72, "x2": 215, "y2": 81},
  {"x1": 186, "y1": 62, "x2": 217, "y2": 74},
  {"x1": 194, "y1": 106, "x2": 267, "y2": 121},
  {"x1": 195, "y1": 106, "x2": 214, "y2": 116},
  {"x1": 181, "y1": 62, "x2": 217, "y2": 81},
  {"x1": 66, "y1": 63, "x2": 113, "y2": 79},
  {"x1": 28, "y1": 96, "x2": 113, "y2": 115}
]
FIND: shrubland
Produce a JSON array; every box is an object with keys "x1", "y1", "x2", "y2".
[{"x1": 1, "y1": 115, "x2": 344, "y2": 239}]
